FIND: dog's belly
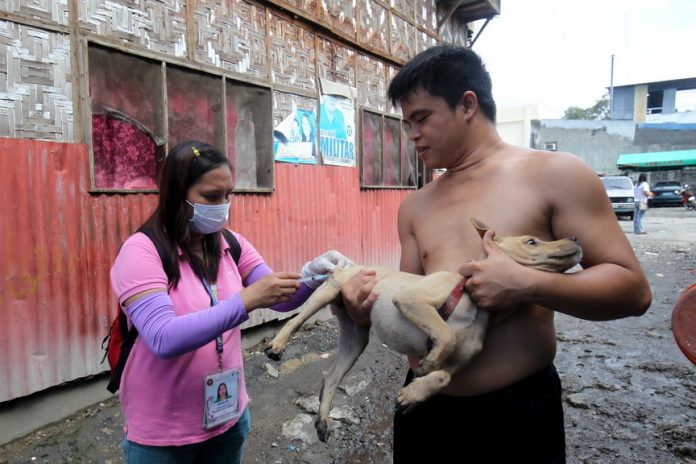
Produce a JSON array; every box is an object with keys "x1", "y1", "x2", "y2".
[{"x1": 370, "y1": 295, "x2": 429, "y2": 356}]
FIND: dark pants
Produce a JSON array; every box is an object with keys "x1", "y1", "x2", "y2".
[
  {"x1": 393, "y1": 365, "x2": 566, "y2": 464},
  {"x1": 121, "y1": 406, "x2": 250, "y2": 464}
]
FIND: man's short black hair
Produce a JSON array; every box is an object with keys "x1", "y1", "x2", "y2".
[{"x1": 388, "y1": 45, "x2": 496, "y2": 123}]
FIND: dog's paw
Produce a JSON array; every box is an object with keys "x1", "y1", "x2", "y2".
[
  {"x1": 396, "y1": 371, "x2": 451, "y2": 413},
  {"x1": 315, "y1": 417, "x2": 330, "y2": 442},
  {"x1": 264, "y1": 344, "x2": 284, "y2": 361},
  {"x1": 414, "y1": 359, "x2": 435, "y2": 377}
]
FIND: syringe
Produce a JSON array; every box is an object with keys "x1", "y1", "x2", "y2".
[{"x1": 297, "y1": 274, "x2": 329, "y2": 284}]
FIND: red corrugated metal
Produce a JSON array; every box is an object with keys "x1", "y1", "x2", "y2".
[{"x1": 0, "y1": 139, "x2": 408, "y2": 401}]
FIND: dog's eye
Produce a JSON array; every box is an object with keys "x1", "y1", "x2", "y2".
[{"x1": 525, "y1": 239, "x2": 537, "y2": 245}]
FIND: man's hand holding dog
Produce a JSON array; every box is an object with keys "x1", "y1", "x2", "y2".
[
  {"x1": 459, "y1": 230, "x2": 534, "y2": 311},
  {"x1": 341, "y1": 269, "x2": 379, "y2": 326}
]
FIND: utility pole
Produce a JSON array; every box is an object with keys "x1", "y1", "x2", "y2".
[{"x1": 609, "y1": 54, "x2": 615, "y2": 119}]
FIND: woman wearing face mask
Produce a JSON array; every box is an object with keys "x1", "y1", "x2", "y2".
[{"x1": 110, "y1": 140, "x2": 349, "y2": 463}]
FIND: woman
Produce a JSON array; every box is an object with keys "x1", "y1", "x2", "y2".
[
  {"x1": 633, "y1": 173, "x2": 653, "y2": 234},
  {"x1": 110, "y1": 140, "x2": 349, "y2": 463}
]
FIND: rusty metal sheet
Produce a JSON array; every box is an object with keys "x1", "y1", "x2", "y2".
[
  {"x1": 0, "y1": 139, "x2": 156, "y2": 402},
  {"x1": 0, "y1": 138, "x2": 410, "y2": 401}
]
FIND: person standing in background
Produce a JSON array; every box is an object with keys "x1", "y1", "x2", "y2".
[{"x1": 633, "y1": 173, "x2": 653, "y2": 234}]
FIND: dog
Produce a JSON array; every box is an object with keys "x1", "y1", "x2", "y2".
[{"x1": 265, "y1": 218, "x2": 582, "y2": 442}]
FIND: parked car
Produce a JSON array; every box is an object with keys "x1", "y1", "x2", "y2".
[
  {"x1": 649, "y1": 181, "x2": 684, "y2": 207},
  {"x1": 600, "y1": 175, "x2": 634, "y2": 220}
]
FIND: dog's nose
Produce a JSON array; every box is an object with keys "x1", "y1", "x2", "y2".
[{"x1": 569, "y1": 236, "x2": 578, "y2": 242}]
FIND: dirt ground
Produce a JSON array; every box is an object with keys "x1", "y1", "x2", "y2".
[{"x1": 1, "y1": 208, "x2": 695, "y2": 464}]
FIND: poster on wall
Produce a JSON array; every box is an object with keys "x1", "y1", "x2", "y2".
[
  {"x1": 273, "y1": 108, "x2": 318, "y2": 164},
  {"x1": 319, "y1": 79, "x2": 357, "y2": 167}
]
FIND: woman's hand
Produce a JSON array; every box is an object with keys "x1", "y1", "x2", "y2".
[
  {"x1": 240, "y1": 272, "x2": 301, "y2": 312},
  {"x1": 301, "y1": 250, "x2": 353, "y2": 288}
]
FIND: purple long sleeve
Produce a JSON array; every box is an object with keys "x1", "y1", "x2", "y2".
[
  {"x1": 125, "y1": 292, "x2": 249, "y2": 359},
  {"x1": 245, "y1": 263, "x2": 316, "y2": 312}
]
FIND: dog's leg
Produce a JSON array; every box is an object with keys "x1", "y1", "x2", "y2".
[
  {"x1": 392, "y1": 272, "x2": 462, "y2": 376},
  {"x1": 315, "y1": 307, "x2": 370, "y2": 442},
  {"x1": 395, "y1": 308, "x2": 489, "y2": 413},
  {"x1": 264, "y1": 281, "x2": 342, "y2": 360}
]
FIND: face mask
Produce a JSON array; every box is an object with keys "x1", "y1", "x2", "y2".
[{"x1": 187, "y1": 200, "x2": 231, "y2": 234}]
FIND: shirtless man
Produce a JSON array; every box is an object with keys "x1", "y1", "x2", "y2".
[{"x1": 343, "y1": 45, "x2": 651, "y2": 462}]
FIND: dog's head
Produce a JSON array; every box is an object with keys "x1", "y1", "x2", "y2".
[{"x1": 470, "y1": 218, "x2": 582, "y2": 273}]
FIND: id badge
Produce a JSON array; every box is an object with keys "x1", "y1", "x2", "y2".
[{"x1": 203, "y1": 368, "x2": 241, "y2": 429}]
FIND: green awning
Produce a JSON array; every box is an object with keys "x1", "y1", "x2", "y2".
[{"x1": 617, "y1": 149, "x2": 696, "y2": 171}]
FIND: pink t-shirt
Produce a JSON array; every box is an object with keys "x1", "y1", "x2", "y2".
[{"x1": 110, "y1": 230, "x2": 264, "y2": 446}]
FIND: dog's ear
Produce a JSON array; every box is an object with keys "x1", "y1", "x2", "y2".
[{"x1": 469, "y1": 217, "x2": 493, "y2": 239}]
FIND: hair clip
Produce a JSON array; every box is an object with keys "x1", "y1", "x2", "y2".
[{"x1": 192, "y1": 147, "x2": 200, "y2": 158}]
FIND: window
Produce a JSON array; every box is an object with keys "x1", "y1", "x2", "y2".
[
  {"x1": 89, "y1": 46, "x2": 165, "y2": 191},
  {"x1": 360, "y1": 109, "x2": 417, "y2": 188},
  {"x1": 88, "y1": 44, "x2": 273, "y2": 192},
  {"x1": 543, "y1": 142, "x2": 557, "y2": 151}
]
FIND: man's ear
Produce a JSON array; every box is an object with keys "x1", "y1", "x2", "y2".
[{"x1": 460, "y1": 91, "x2": 478, "y2": 116}]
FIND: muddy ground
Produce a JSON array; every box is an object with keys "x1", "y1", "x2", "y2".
[{"x1": 1, "y1": 208, "x2": 695, "y2": 464}]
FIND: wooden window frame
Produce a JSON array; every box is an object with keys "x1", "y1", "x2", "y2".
[
  {"x1": 85, "y1": 42, "x2": 274, "y2": 194},
  {"x1": 359, "y1": 108, "x2": 417, "y2": 189}
]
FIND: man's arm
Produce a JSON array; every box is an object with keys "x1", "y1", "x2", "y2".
[
  {"x1": 397, "y1": 194, "x2": 424, "y2": 274},
  {"x1": 460, "y1": 153, "x2": 651, "y2": 321}
]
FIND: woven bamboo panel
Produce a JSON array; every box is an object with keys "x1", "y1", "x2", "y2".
[
  {"x1": 0, "y1": 0, "x2": 69, "y2": 25},
  {"x1": 191, "y1": 0, "x2": 268, "y2": 79},
  {"x1": 390, "y1": 0, "x2": 414, "y2": 21},
  {"x1": 79, "y1": 0, "x2": 188, "y2": 58},
  {"x1": 316, "y1": 36, "x2": 355, "y2": 87},
  {"x1": 415, "y1": 0, "x2": 437, "y2": 33},
  {"x1": 268, "y1": 13, "x2": 316, "y2": 92},
  {"x1": 416, "y1": 28, "x2": 437, "y2": 53},
  {"x1": 0, "y1": 21, "x2": 73, "y2": 140},
  {"x1": 318, "y1": 0, "x2": 356, "y2": 39},
  {"x1": 357, "y1": 0, "x2": 387, "y2": 55},
  {"x1": 389, "y1": 12, "x2": 414, "y2": 61},
  {"x1": 356, "y1": 53, "x2": 385, "y2": 112},
  {"x1": 275, "y1": 0, "x2": 318, "y2": 19},
  {"x1": 272, "y1": 90, "x2": 316, "y2": 128}
]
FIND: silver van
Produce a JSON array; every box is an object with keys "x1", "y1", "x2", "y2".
[{"x1": 600, "y1": 176, "x2": 635, "y2": 220}]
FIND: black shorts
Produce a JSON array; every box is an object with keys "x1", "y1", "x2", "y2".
[{"x1": 393, "y1": 365, "x2": 566, "y2": 464}]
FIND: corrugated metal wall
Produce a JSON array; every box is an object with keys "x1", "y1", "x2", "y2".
[{"x1": 0, "y1": 138, "x2": 408, "y2": 401}]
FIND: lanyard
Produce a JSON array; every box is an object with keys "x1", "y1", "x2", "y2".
[{"x1": 201, "y1": 278, "x2": 225, "y2": 372}]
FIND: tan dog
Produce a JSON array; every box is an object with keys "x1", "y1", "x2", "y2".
[{"x1": 265, "y1": 218, "x2": 582, "y2": 442}]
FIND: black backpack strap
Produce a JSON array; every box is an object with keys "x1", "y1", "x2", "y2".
[{"x1": 221, "y1": 228, "x2": 242, "y2": 265}]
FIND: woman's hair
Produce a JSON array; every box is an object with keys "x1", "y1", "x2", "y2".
[
  {"x1": 637, "y1": 173, "x2": 647, "y2": 184},
  {"x1": 139, "y1": 140, "x2": 231, "y2": 287},
  {"x1": 387, "y1": 44, "x2": 497, "y2": 123},
  {"x1": 300, "y1": 112, "x2": 313, "y2": 142}
]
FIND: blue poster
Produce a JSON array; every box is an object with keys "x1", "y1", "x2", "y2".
[{"x1": 274, "y1": 109, "x2": 318, "y2": 164}]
